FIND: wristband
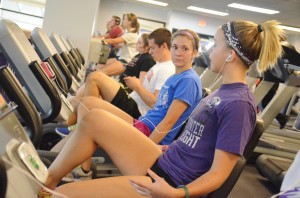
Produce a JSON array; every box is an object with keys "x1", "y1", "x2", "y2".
[{"x1": 178, "y1": 185, "x2": 189, "y2": 198}]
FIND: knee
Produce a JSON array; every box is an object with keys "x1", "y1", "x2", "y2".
[
  {"x1": 76, "y1": 97, "x2": 106, "y2": 115},
  {"x1": 86, "y1": 71, "x2": 105, "y2": 84},
  {"x1": 78, "y1": 109, "x2": 108, "y2": 133}
]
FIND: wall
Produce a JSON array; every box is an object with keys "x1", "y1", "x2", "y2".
[
  {"x1": 96, "y1": 0, "x2": 169, "y2": 35},
  {"x1": 43, "y1": 0, "x2": 100, "y2": 59},
  {"x1": 167, "y1": 10, "x2": 225, "y2": 37},
  {"x1": 42, "y1": 0, "x2": 300, "y2": 59},
  {"x1": 96, "y1": 0, "x2": 300, "y2": 53},
  {"x1": 288, "y1": 34, "x2": 300, "y2": 52},
  {"x1": 95, "y1": 0, "x2": 226, "y2": 37}
]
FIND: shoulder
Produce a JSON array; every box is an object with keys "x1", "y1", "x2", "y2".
[
  {"x1": 139, "y1": 53, "x2": 153, "y2": 60},
  {"x1": 158, "y1": 61, "x2": 175, "y2": 70},
  {"x1": 174, "y1": 71, "x2": 201, "y2": 88}
]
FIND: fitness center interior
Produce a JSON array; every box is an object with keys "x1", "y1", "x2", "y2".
[{"x1": 0, "y1": 0, "x2": 300, "y2": 197}]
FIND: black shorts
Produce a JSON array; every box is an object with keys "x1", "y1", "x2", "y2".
[
  {"x1": 148, "y1": 160, "x2": 177, "y2": 188},
  {"x1": 111, "y1": 86, "x2": 141, "y2": 119}
]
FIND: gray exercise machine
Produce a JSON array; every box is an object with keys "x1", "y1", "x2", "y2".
[
  {"x1": 255, "y1": 59, "x2": 300, "y2": 190},
  {"x1": 31, "y1": 27, "x2": 80, "y2": 94},
  {"x1": 49, "y1": 32, "x2": 85, "y2": 81},
  {"x1": 0, "y1": 19, "x2": 73, "y2": 122},
  {"x1": 0, "y1": 65, "x2": 48, "y2": 197}
]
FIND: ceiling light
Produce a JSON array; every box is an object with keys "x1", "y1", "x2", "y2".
[
  {"x1": 228, "y1": 3, "x2": 279, "y2": 14},
  {"x1": 279, "y1": 25, "x2": 300, "y2": 33},
  {"x1": 187, "y1": 6, "x2": 228, "y2": 16},
  {"x1": 137, "y1": 0, "x2": 168, "y2": 7}
]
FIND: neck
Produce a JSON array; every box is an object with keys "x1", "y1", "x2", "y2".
[
  {"x1": 140, "y1": 50, "x2": 149, "y2": 54},
  {"x1": 222, "y1": 63, "x2": 247, "y2": 84},
  {"x1": 126, "y1": 27, "x2": 134, "y2": 32},
  {"x1": 158, "y1": 51, "x2": 171, "y2": 63},
  {"x1": 175, "y1": 64, "x2": 192, "y2": 74}
]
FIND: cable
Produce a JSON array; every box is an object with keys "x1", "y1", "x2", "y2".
[
  {"x1": 53, "y1": 65, "x2": 221, "y2": 134},
  {"x1": 208, "y1": 61, "x2": 226, "y2": 90},
  {"x1": 134, "y1": 61, "x2": 227, "y2": 134},
  {"x1": 54, "y1": 78, "x2": 90, "y2": 113},
  {"x1": 1, "y1": 157, "x2": 68, "y2": 198}
]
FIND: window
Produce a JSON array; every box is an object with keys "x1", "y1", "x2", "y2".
[{"x1": 0, "y1": 0, "x2": 45, "y2": 31}]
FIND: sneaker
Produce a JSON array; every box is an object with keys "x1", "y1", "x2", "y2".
[
  {"x1": 55, "y1": 124, "x2": 77, "y2": 137},
  {"x1": 37, "y1": 188, "x2": 52, "y2": 198},
  {"x1": 62, "y1": 166, "x2": 92, "y2": 182},
  {"x1": 276, "y1": 114, "x2": 289, "y2": 129}
]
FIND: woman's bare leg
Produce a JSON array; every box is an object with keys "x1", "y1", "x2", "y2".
[
  {"x1": 74, "y1": 83, "x2": 86, "y2": 98},
  {"x1": 71, "y1": 96, "x2": 134, "y2": 124},
  {"x1": 84, "y1": 71, "x2": 121, "y2": 102},
  {"x1": 51, "y1": 96, "x2": 135, "y2": 152},
  {"x1": 97, "y1": 61, "x2": 125, "y2": 76},
  {"x1": 55, "y1": 176, "x2": 151, "y2": 198},
  {"x1": 46, "y1": 109, "x2": 161, "y2": 189},
  {"x1": 96, "y1": 58, "x2": 118, "y2": 70}
]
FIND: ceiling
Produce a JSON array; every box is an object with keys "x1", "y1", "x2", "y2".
[{"x1": 115, "y1": 0, "x2": 300, "y2": 29}]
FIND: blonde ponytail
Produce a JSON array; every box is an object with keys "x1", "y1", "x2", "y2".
[
  {"x1": 233, "y1": 20, "x2": 285, "y2": 73},
  {"x1": 257, "y1": 20, "x2": 285, "y2": 72}
]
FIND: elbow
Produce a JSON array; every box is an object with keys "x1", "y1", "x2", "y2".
[
  {"x1": 149, "y1": 99, "x2": 157, "y2": 109},
  {"x1": 149, "y1": 102, "x2": 155, "y2": 109}
]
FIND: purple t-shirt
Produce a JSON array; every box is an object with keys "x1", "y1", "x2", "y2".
[{"x1": 157, "y1": 83, "x2": 256, "y2": 186}]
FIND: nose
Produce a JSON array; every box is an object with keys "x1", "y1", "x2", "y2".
[{"x1": 174, "y1": 48, "x2": 183, "y2": 56}]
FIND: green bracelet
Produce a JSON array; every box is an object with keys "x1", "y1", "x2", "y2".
[{"x1": 178, "y1": 185, "x2": 189, "y2": 198}]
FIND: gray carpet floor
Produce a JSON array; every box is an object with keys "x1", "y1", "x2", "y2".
[{"x1": 229, "y1": 163, "x2": 278, "y2": 198}]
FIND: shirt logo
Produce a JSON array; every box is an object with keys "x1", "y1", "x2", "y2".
[
  {"x1": 206, "y1": 96, "x2": 221, "y2": 108},
  {"x1": 147, "y1": 69, "x2": 153, "y2": 82}
]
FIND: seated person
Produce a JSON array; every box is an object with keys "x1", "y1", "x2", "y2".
[
  {"x1": 95, "y1": 15, "x2": 124, "y2": 40},
  {"x1": 94, "y1": 15, "x2": 124, "y2": 58},
  {"x1": 83, "y1": 33, "x2": 155, "y2": 91},
  {"x1": 96, "y1": 13, "x2": 140, "y2": 75},
  {"x1": 52, "y1": 29, "x2": 202, "y2": 182},
  {"x1": 41, "y1": 20, "x2": 284, "y2": 197},
  {"x1": 76, "y1": 28, "x2": 174, "y2": 118},
  {"x1": 56, "y1": 28, "x2": 173, "y2": 136},
  {"x1": 119, "y1": 33, "x2": 156, "y2": 90}
]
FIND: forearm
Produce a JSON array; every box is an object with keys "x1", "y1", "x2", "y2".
[
  {"x1": 175, "y1": 151, "x2": 239, "y2": 197},
  {"x1": 149, "y1": 121, "x2": 174, "y2": 144},
  {"x1": 183, "y1": 170, "x2": 227, "y2": 197},
  {"x1": 149, "y1": 99, "x2": 189, "y2": 143},
  {"x1": 105, "y1": 66, "x2": 125, "y2": 77},
  {"x1": 103, "y1": 37, "x2": 124, "y2": 45},
  {"x1": 134, "y1": 85, "x2": 157, "y2": 108}
]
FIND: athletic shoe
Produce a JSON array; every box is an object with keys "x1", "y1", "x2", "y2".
[
  {"x1": 276, "y1": 114, "x2": 289, "y2": 129},
  {"x1": 55, "y1": 124, "x2": 77, "y2": 137},
  {"x1": 62, "y1": 166, "x2": 93, "y2": 182}
]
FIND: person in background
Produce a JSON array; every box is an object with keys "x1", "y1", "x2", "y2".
[
  {"x1": 96, "y1": 13, "x2": 140, "y2": 74},
  {"x1": 95, "y1": 16, "x2": 124, "y2": 40}
]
